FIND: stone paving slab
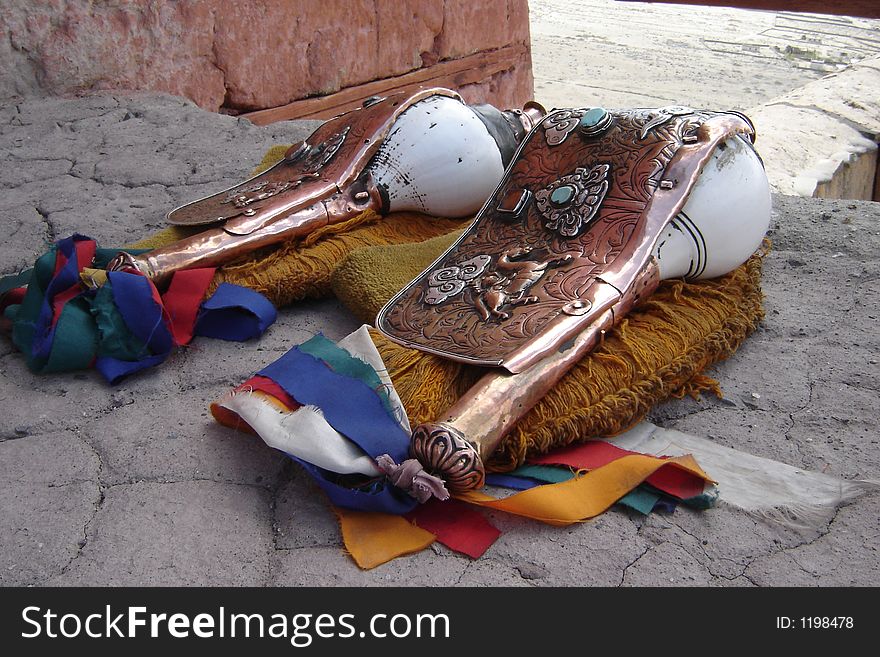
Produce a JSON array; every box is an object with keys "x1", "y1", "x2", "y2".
[{"x1": 0, "y1": 92, "x2": 877, "y2": 586}]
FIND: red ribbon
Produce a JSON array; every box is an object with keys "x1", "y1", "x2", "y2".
[{"x1": 529, "y1": 440, "x2": 706, "y2": 500}]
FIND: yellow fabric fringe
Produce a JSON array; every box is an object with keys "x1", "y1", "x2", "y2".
[
  {"x1": 340, "y1": 243, "x2": 767, "y2": 472},
  {"x1": 126, "y1": 224, "x2": 205, "y2": 250},
  {"x1": 207, "y1": 211, "x2": 468, "y2": 306}
]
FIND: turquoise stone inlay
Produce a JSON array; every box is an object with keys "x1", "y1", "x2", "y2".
[
  {"x1": 578, "y1": 106, "x2": 613, "y2": 137},
  {"x1": 580, "y1": 107, "x2": 608, "y2": 129},
  {"x1": 550, "y1": 184, "x2": 575, "y2": 206}
]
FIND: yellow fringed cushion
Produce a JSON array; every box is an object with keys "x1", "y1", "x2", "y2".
[
  {"x1": 332, "y1": 238, "x2": 768, "y2": 472},
  {"x1": 129, "y1": 209, "x2": 468, "y2": 308},
  {"x1": 207, "y1": 210, "x2": 468, "y2": 306},
  {"x1": 330, "y1": 229, "x2": 465, "y2": 324}
]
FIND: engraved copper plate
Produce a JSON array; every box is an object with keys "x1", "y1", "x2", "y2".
[
  {"x1": 377, "y1": 107, "x2": 751, "y2": 372},
  {"x1": 166, "y1": 88, "x2": 461, "y2": 227}
]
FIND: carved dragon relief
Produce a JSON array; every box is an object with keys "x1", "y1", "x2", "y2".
[{"x1": 378, "y1": 107, "x2": 718, "y2": 365}]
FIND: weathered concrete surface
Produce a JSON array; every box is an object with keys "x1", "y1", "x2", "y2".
[
  {"x1": 0, "y1": 0, "x2": 534, "y2": 113},
  {"x1": 1, "y1": 93, "x2": 878, "y2": 586}
]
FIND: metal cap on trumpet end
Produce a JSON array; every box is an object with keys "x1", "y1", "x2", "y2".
[
  {"x1": 519, "y1": 101, "x2": 548, "y2": 132},
  {"x1": 410, "y1": 422, "x2": 486, "y2": 493},
  {"x1": 106, "y1": 251, "x2": 147, "y2": 276},
  {"x1": 105, "y1": 250, "x2": 173, "y2": 287}
]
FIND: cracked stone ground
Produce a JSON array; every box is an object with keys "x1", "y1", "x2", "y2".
[{"x1": 1, "y1": 93, "x2": 877, "y2": 586}]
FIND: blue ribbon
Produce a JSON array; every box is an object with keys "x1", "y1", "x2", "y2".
[
  {"x1": 31, "y1": 235, "x2": 92, "y2": 363},
  {"x1": 195, "y1": 282, "x2": 277, "y2": 341},
  {"x1": 259, "y1": 346, "x2": 411, "y2": 464},
  {"x1": 258, "y1": 344, "x2": 417, "y2": 514},
  {"x1": 96, "y1": 276, "x2": 278, "y2": 384},
  {"x1": 295, "y1": 459, "x2": 417, "y2": 515},
  {"x1": 94, "y1": 271, "x2": 174, "y2": 383}
]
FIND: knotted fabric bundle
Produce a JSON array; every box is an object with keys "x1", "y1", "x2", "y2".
[{"x1": 1, "y1": 234, "x2": 277, "y2": 383}]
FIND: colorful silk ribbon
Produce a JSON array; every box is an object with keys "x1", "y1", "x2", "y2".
[
  {"x1": 212, "y1": 328, "x2": 717, "y2": 569},
  {"x1": 1, "y1": 235, "x2": 277, "y2": 383},
  {"x1": 255, "y1": 338, "x2": 417, "y2": 515},
  {"x1": 529, "y1": 440, "x2": 708, "y2": 500}
]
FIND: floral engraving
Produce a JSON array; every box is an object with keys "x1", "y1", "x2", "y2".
[
  {"x1": 542, "y1": 109, "x2": 585, "y2": 146},
  {"x1": 534, "y1": 163, "x2": 611, "y2": 237}
]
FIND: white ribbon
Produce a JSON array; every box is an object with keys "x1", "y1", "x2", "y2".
[
  {"x1": 215, "y1": 325, "x2": 409, "y2": 477},
  {"x1": 609, "y1": 422, "x2": 878, "y2": 530}
]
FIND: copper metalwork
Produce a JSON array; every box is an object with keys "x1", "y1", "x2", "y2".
[
  {"x1": 511, "y1": 101, "x2": 547, "y2": 136},
  {"x1": 165, "y1": 90, "x2": 445, "y2": 230},
  {"x1": 107, "y1": 88, "x2": 544, "y2": 284},
  {"x1": 534, "y1": 163, "x2": 611, "y2": 237},
  {"x1": 407, "y1": 261, "x2": 660, "y2": 491},
  {"x1": 109, "y1": 88, "x2": 451, "y2": 282},
  {"x1": 377, "y1": 107, "x2": 755, "y2": 375},
  {"x1": 113, "y1": 175, "x2": 383, "y2": 282},
  {"x1": 410, "y1": 423, "x2": 485, "y2": 492},
  {"x1": 378, "y1": 106, "x2": 755, "y2": 490}
]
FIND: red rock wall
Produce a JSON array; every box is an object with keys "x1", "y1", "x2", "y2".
[{"x1": 0, "y1": 0, "x2": 534, "y2": 114}]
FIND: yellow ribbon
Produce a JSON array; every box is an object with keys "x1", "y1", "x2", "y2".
[
  {"x1": 456, "y1": 453, "x2": 711, "y2": 526},
  {"x1": 337, "y1": 452, "x2": 713, "y2": 567},
  {"x1": 335, "y1": 508, "x2": 435, "y2": 570}
]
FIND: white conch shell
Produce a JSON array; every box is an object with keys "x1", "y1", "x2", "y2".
[
  {"x1": 654, "y1": 135, "x2": 772, "y2": 280},
  {"x1": 366, "y1": 95, "x2": 506, "y2": 217}
]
